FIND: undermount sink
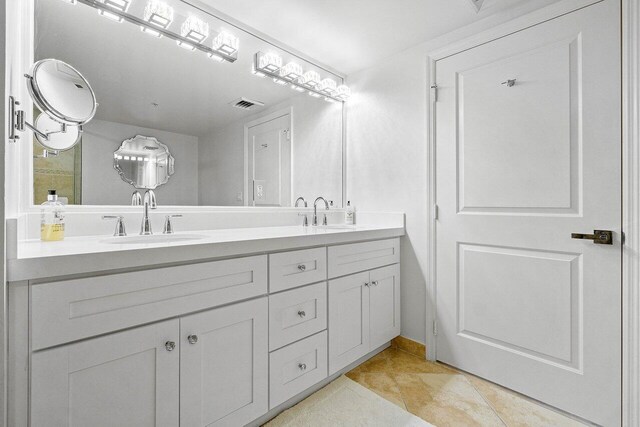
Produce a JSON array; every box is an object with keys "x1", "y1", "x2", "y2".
[{"x1": 101, "y1": 233, "x2": 206, "y2": 245}]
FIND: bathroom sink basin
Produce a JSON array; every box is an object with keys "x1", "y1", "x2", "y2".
[{"x1": 101, "y1": 234, "x2": 206, "y2": 245}]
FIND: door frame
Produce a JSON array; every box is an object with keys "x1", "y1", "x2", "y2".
[
  {"x1": 243, "y1": 107, "x2": 293, "y2": 207},
  {"x1": 424, "y1": 0, "x2": 639, "y2": 424}
]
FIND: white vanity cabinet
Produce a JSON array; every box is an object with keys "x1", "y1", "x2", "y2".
[
  {"x1": 180, "y1": 298, "x2": 268, "y2": 427},
  {"x1": 11, "y1": 235, "x2": 402, "y2": 427},
  {"x1": 31, "y1": 319, "x2": 180, "y2": 427},
  {"x1": 328, "y1": 250, "x2": 401, "y2": 375}
]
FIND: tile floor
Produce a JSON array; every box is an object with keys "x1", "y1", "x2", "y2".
[{"x1": 345, "y1": 347, "x2": 587, "y2": 427}]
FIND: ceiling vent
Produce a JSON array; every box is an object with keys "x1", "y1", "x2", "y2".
[
  {"x1": 230, "y1": 97, "x2": 265, "y2": 110},
  {"x1": 467, "y1": 0, "x2": 485, "y2": 13}
]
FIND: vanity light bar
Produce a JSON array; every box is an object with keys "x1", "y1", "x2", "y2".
[
  {"x1": 181, "y1": 16, "x2": 209, "y2": 44},
  {"x1": 212, "y1": 30, "x2": 239, "y2": 56},
  {"x1": 143, "y1": 0, "x2": 174, "y2": 31},
  {"x1": 252, "y1": 52, "x2": 348, "y2": 103},
  {"x1": 74, "y1": 0, "x2": 238, "y2": 63},
  {"x1": 97, "y1": 0, "x2": 130, "y2": 22}
]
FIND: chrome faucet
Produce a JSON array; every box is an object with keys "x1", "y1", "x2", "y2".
[
  {"x1": 102, "y1": 215, "x2": 127, "y2": 236},
  {"x1": 295, "y1": 197, "x2": 309, "y2": 227},
  {"x1": 140, "y1": 190, "x2": 157, "y2": 235},
  {"x1": 131, "y1": 191, "x2": 142, "y2": 206},
  {"x1": 313, "y1": 197, "x2": 329, "y2": 226}
]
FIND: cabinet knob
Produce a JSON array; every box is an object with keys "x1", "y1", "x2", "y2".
[
  {"x1": 298, "y1": 363, "x2": 307, "y2": 371},
  {"x1": 372, "y1": 281, "x2": 379, "y2": 286},
  {"x1": 364, "y1": 282, "x2": 370, "y2": 287},
  {"x1": 298, "y1": 310, "x2": 306, "y2": 318},
  {"x1": 187, "y1": 334, "x2": 198, "y2": 345},
  {"x1": 165, "y1": 341, "x2": 176, "y2": 352},
  {"x1": 297, "y1": 264, "x2": 306, "y2": 271}
]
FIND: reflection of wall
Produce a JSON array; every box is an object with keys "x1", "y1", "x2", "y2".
[
  {"x1": 81, "y1": 119, "x2": 199, "y2": 205},
  {"x1": 33, "y1": 138, "x2": 82, "y2": 205},
  {"x1": 198, "y1": 93, "x2": 342, "y2": 206}
]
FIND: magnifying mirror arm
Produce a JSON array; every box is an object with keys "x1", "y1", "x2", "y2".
[
  {"x1": 22, "y1": 118, "x2": 74, "y2": 141},
  {"x1": 10, "y1": 96, "x2": 83, "y2": 142}
]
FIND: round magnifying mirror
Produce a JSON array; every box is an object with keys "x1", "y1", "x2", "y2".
[
  {"x1": 27, "y1": 59, "x2": 97, "y2": 125},
  {"x1": 25, "y1": 59, "x2": 97, "y2": 151}
]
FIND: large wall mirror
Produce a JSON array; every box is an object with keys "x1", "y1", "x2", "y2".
[{"x1": 32, "y1": 0, "x2": 344, "y2": 207}]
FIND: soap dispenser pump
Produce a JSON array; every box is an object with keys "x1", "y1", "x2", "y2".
[
  {"x1": 345, "y1": 201, "x2": 355, "y2": 225},
  {"x1": 40, "y1": 189, "x2": 65, "y2": 241}
]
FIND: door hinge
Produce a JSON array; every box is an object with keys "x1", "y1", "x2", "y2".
[
  {"x1": 433, "y1": 204, "x2": 439, "y2": 220},
  {"x1": 433, "y1": 320, "x2": 438, "y2": 336},
  {"x1": 430, "y1": 84, "x2": 438, "y2": 102}
]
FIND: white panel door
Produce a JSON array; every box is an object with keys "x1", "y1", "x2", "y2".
[
  {"x1": 31, "y1": 319, "x2": 179, "y2": 427},
  {"x1": 328, "y1": 271, "x2": 370, "y2": 374},
  {"x1": 369, "y1": 264, "x2": 401, "y2": 349},
  {"x1": 180, "y1": 298, "x2": 268, "y2": 427},
  {"x1": 435, "y1": 1, "x2": 621, "y2": 425},
  {"x1": 247, "y1": 114, "x2": 291, "y2": 206}
]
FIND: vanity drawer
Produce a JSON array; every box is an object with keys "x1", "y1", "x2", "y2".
[
  {"x1": 31, "y1": 255, "x2": 267, "y2": 350},
  {"x1": 269, "y1": 331, "x2": 328, "y2": 409},
  {"x1": 328, "y1": 238, "x2": 400, "y2": 278},
  {"x1": 269, "y1": 247, "x2": 327, "y2": 292},
  {"x1": 269, "y1": 282, "x2": 327, "y2": 350}
]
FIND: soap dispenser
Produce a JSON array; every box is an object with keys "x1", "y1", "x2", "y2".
[
  {"x1": 40, "y1": 189, "x2": 65, "y2": 241},
  {"x1": 345, "y1": 201, "x2": 355, "y2": 225}
]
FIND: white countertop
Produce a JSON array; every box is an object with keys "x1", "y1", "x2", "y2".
[{"x1": 9, "y1": 223, "x2": 404, "y2": 282}]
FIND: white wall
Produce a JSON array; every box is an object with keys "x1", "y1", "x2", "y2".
[
  {"x1": 198, "y1": 93, "x2": 343, "y2": 207},
  {"x1": 81, "y1": 119, "x2": 199, "y2": 206},
  {"x1": 346, "y1": 1, "x2": 565, "y2": 345}
]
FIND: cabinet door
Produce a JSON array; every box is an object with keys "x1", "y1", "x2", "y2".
[
  {"x1": 31, "y1": 319, "x2": 180, "y2": 427},
  {"x1": 180, "y1": 298, "x2": 268, "y2": 427},
  {"x1": 369, "y1": 264, "x2": 401, "y2": 349},
  {"x1": 328, "y1": 271, "x2": 370, "y2": 375}
]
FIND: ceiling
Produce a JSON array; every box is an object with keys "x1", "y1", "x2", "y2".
[{"x1": 196, "y1": 0, "x2": 561, "y2": 75}]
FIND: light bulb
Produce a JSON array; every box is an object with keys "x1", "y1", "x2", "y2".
[
  {"x1": 212, "y1": 30, "x2": 239, "y2": 55},
  {"x1": 317, "y1": 78, "x2": 337, "y2": 96},
  {"x1": 97, "y1": 0, "x2": 129, "y2": 22},
  {"x1": 255, "y1": 52, "x2": 282, "y2": 73},
  {"x1": 308, "y1": 91, "x2": 321, "y2": 98},
  {"x1": 335, "y1": 85, "x2": 351, "y2": 101},
  {"x1": 273, "y1": 78, "x2": 288, "y2": 85},
  {"x1": 143, "y1": 0, "x2": 173, "y2": 29},
  {"x1": 299, "y1": 70, "x2": 321, "y2": 88},
  {"x1": 291, "y1": 84, "x2": 305, "y2": 92},
  {"x1": 280, "y1": 62, "x2": 303, "y2": 80},
  {"x1": 181, "y1": 15, "x2": 209, "y2": 44}
]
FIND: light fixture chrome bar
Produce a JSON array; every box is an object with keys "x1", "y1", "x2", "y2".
[
  {"x1": 75, "y1": 0, "x2": 238, "y2": 62},
  {"x1": 252, "y1": 53, "x2": 344, "y2": 103}
]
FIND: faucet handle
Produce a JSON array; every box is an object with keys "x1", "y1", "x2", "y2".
[
  {"x1": 163, "y1": 214, "x2": 182, "y2": 234},
  {"x1": 102, "y1": 215, "x2": 127, "y2": 236},
  {"x1": 298, "y1": 213, "x2": 309, "y2": 227},
  {"x1": 323, "y1": 213, "x2": 328, "y2": 226}
]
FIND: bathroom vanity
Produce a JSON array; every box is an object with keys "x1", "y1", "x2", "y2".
[{"x1": 7, "y1": 221, "x2": 403, "y2": 426}]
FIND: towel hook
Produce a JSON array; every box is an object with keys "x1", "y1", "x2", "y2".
[{"x1": 501, "y1": 79, "x2": 517, "y2": 87}]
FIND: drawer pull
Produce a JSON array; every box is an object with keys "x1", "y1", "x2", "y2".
[
  {"x1": 165, "y1": 341, "x2": 176, "y2": 352},
  {"x1": 187, "y1": 334, "x2": 198, "y2": 345},
  {"x1": 297, "y1": 264, "x2": 307, "y2": 272},
  {"x1": 297, "y1": 310, "x2": 306, "y2": 318},
  {"x1": 298, "y1": 363, "x2": 307, "y2": 371}
]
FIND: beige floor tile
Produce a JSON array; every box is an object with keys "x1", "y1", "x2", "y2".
[
  {"x1": 344, "y1": 371, "x2": 407, "y2": 409},
  {"x1": 466, "y1": 375, "x2": 587, "y2": 427},
  {"x1": 347, "y1": 348, "x2": 456, "y2": 377},
  {"x1": 394, "y1": 373, "x2": 506, "y2": 427}
]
